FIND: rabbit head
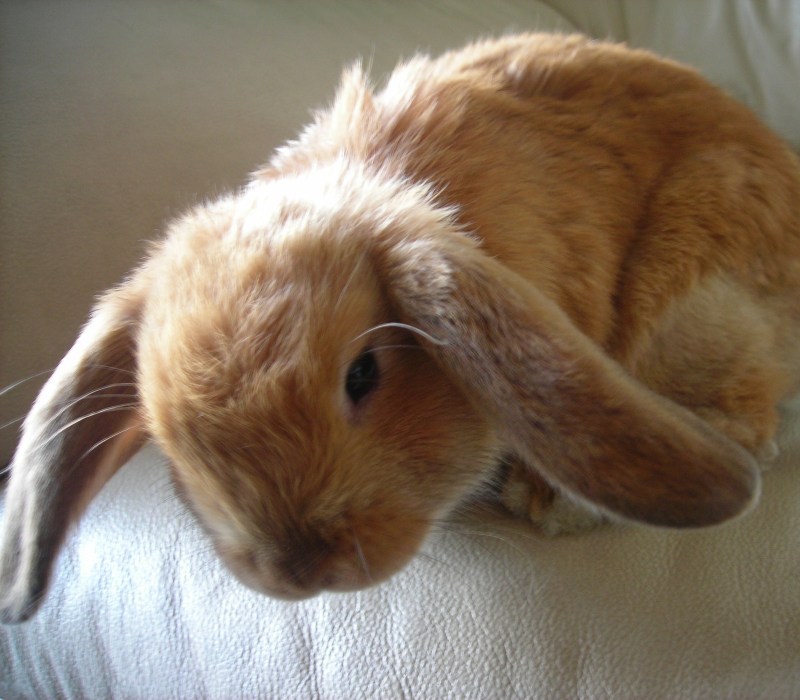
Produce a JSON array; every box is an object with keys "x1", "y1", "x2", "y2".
[{"x1": 135, "y1": 163, "x2": 500, "y2": 600}]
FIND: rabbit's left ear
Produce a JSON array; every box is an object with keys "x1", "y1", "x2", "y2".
[{"x1": 379, "y1": 234, "x2": 760, "y2": 528}]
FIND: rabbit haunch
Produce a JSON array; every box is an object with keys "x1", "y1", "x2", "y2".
[{"x1": 2, "y1": 33, "x2": 799, "y2": 623}]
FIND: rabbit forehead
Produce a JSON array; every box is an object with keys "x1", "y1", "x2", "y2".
[
  {"x1": 137, "y1": 241, "x2": 386, "y2": 429},
  {"x1": 136, "y1": 154, "x2": 460, "y2": 404},
  {"x1": 138, "y1": 243, "x2": 396, "y2": 476},
  {"x1": 148, "y1": 157, "x2": 452, "y2": 298}
]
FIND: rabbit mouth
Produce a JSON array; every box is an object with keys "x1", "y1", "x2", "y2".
[
  {"x1": 210, "y1": 513, "x2": 431, "y2": 600},
  {"x1": 216, "y1": 543, "x2": 420, "y2": 600}
]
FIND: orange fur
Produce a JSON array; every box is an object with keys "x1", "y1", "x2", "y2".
[{"x1": 2, "y1": 34, "x2": 799, "y2": 621}]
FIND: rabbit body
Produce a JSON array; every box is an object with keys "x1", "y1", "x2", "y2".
[{"x1": 2, "y1": 34, "x2": 799, "y2": 621}]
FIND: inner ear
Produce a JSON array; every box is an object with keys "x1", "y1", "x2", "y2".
[{"x1": 380, "y1": 235, "x2": 759, "y2": 528}]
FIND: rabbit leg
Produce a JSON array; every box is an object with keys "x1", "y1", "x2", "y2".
[
  {"x1": 624, "y1": 274, "x2": 790, "y2": 467},
  {"x1": 498, "y1": 456, "x2": 605, "y2": 535}
]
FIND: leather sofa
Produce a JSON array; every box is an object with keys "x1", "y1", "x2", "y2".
[{"x1": 2, "y1": 2, "x2": 799, "y2": 697}]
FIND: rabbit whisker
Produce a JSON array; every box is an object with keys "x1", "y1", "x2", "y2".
[
  {"x1": 432, "y1": 519, "x2": 534, "y2": 556},
  {"x1": 49, "y1": 382, "x2": 137, "y2": 416},
  {"x1": 0, "y1": 364, "x2": 134, "y2": 400},
  {"x1": 0, "y1": 415, "x2": 25, "y2": 432},
  {"x1": 352, "y1": 322, "x2": 447, "y2": 347},
  {"x1": 0, "y1": 387, "x2": 137, "y2": 434},
  {"x1": 73, "y1": 425, "x2": 139, "y2": 466},
  {"x1": 370, "y1": 344, "x2": 426, "y2": 353},
  {"x1": 35, "y1": 402, "x2": 139, "y2": 452},
  {"x1": 0, "y1": 368, "x2": 57, "y2": 397},
  {"x1": 85, "y1": 363, "x2": 137, "y2": 377},
  {"x1": 414, "y1": 548, "x2": 467, "y2": 577},
  {"x1": 57, "y1": 382, "x2": 138, "y2": 406},
  {"x1": 351, "y1": 528, "x2": 372, "y2": 582}
]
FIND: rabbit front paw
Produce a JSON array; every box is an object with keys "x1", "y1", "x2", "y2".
[{"x1": 498, "y1": 457, "x2": 604, "y2": 535}]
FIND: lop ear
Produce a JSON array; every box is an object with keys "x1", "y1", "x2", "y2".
[
  {"x1": 0, "y1": 282, "x2": 146, "y2": 623},
  {"x1": 381, "y1": 235, "x2": 760, "y2": 529}
]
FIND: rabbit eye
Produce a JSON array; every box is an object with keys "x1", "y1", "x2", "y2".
[{"x1": 345, "y1": 349, "x2": 379, "y2": 405}]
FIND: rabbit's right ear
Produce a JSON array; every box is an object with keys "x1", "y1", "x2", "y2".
[
  {"x1": 0, "y1": 280, "x2": 146, "y2": 624},
  {"x1": 379, "y1": 234, "x2": 760, "y2": 529}
]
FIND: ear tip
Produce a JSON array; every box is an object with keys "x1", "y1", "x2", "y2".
[
  {"x1": 0, "y1": 550, "x2": 49, "y2": 625},
  {"x1": 634, "y1": 463, "x2": 762, "y2": 529},
  {"x1": 0, "y1": 589, "x2": 44, "y2": 625},
  {"x1": 713, "y1": 462, "x2": 763, "y2": 526},
  {"x1": 700, "y1": 454, "x2": 762, "y2": 527}
]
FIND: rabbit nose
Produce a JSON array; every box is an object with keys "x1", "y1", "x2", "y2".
[{"x1": 277, "y1": 534, "x2": 337, "y2": 590}]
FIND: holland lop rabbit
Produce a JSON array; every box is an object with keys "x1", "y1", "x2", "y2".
[{"x1": 2, "y1": 34, "x2": 800, "y2": 623}]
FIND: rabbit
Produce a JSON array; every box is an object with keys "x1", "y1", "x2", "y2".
[{"x1": 2, "y1": 32, "x2": 799, "y2": 624}]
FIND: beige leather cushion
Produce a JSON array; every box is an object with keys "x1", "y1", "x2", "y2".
[{"x1": 2, "y1": 3, "x2": 800, "y2": 699}]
